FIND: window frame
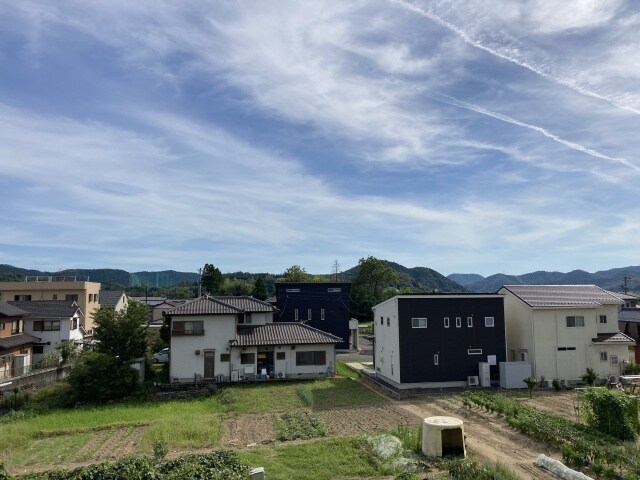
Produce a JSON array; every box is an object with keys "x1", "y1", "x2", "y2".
[
  {"x1": 611, "y1": 355, "x2": 619, "y2": 365},
  {"x1": 467, "y1": 316, "x2": 473, "y2": 328},
  {"x1": 296, "y1": 350, "x2": 326, "y2": 366},
  {"x1": 33, "y1": 320, "x2": 61, "y2": 332},
  {"x1": 320, "y1": 308, "x2": 325, "y2": 321},
  {"x1": 411, "y1": 317, "x2": 427, "y2": 328},
  {"x1": 599, "y1": 315, "x2": 607, "y2": 324},
  {"x1": 444, "y1": 317, "x2": 450, "y2": 328},
  {"x1": 240, "y1": 353, "x2": 255, "y2": 364},
  {"x1": 467, "y1": 348, "x2": 483, "y2": 355},
  {"x1": 220, "y1": 353, "x2": 230, "y2": 362},
  {"x1": 484, "y1": 316, "x2": 495, "y2": 327},
  {"x1": 600, "y1": 351, "x2": 608, "y2": 362},
  {"x1": 566, "y1": 316, "x2": 585, "y2": 328},
  {"x1": 434, "y1": 354, "x2": 439, "y2": 366},
  {"x1": 276, "y1": 351, "x2": 286, "y2": 360},
  {"x1": 455, "y1": 317, "x2": 462, "y2": 328}
]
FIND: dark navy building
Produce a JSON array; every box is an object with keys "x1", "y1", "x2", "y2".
[
  {"x1": 373, "y1": 294, "x2": 506, "y2": 388},
  {"x1": 275, "y1": 282, "x2": 351, "y2": 350}
]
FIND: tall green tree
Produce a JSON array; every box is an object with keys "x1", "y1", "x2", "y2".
[
  {"x1": 93, "y1": 300, "x2": 149, "y2": 361},
  {"x1": 283, "y1": 265, "x2": 312, "y2": 282},
  {"x1": 253, "y1": 276, "x2": 269, "y2": 300},
  {"x1": 352, "y1": 256, "x2": 400, "y2": 321},
  {"x1": 221, "y1": 277, "x2": 253, "y2": 296},
  {"x1": 201, "y1": 263, "x2": 223, "y2": 295}
]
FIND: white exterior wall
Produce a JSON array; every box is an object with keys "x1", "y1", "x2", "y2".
[
  {"x1": 248, "y1": 312, "x2": 273, "y2": 325},
  {"x1": 170, "y1": 314, "x2": 236, "y2": 381},
  {"x1": 502, "y1": 289, "x2": 535, "y2": 364},
  {"x1": 372, "y1": 299, "x2": 401, "y2": 386},
  {"x1": 24, "y1": 314, "x2": 83, "y2": 363}
]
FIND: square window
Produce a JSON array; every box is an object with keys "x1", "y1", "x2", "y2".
[
  {"x1": 485, "y1": 316, "x2": 495, "y2": 327},
  {"x1": 276, "y1": 352, "x2": 286, "y2": 360},
  {"x1": 455, "y1": 317, "x2": 461, "y2": 328},
  {"x1": 611, "y1": 355, "x2": 619, "y2": 365},
  {"x1": 467, "y1": 316, "x2": 473, "y2": 328},
  {"x1": 411, "y1": 318, "x2": 427, "y2": 328},
  {"x1": 240, "y1": 353, "x2": 255, "y2": 364},
  {"x1": 220, "y1": 353, "x2": 230, "y2": 362},
  {"x1": 444, "y1": 317, "x2": 450, "y2": 328}
]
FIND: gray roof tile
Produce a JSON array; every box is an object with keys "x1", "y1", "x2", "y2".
[
  {"x1": 592, "y1": 332, "x2": 635, "y2": 343},
  {"x1": 0, "y1": 302, "x2": 30, "y2": 317},
  {"x1": 233, "y1": 323, "x2": 342, "y2": 346},
  {"x1": 8, "y1": 301, "x2": 82, "y2": 318},
  {"x1": 0, "y1": 333, "x2": 40, "y2": 349},
  {"x1": 502, "y1": 285, "x2": 623, "y2": 308},
  {"x1": 167, "y1": 296, "x2": 277, "y2": 316}
]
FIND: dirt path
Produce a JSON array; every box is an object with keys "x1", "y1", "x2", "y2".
[{"x1": 397, "y1": 397, "x2": 559, "y2": 480}]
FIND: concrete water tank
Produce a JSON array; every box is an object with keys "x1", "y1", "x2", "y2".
[{"x1": 422, "y1": 416, "x2": 466, "y2": 458}]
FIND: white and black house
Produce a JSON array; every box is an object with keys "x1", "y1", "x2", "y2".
[{"x1": 372, "y1": 294, "x2": 507, "y2": 389}]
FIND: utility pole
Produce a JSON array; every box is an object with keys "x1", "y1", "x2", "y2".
[
  {"x1": 198, "y1": 268, "x2": 202, "y2": 297},
  {"x1": 332, "y1": 260, "x2": 340, "y2": 281},
  {"x1": 622, "y1": 274, "x2": 631, "y2": 294}
]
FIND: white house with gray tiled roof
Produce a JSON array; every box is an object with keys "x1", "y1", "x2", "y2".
[
  {"x1": 499, "y1": 285, "x2": 633, "y2": 383},
  {"x1": 166, "y1": 296, "x2": 341, "y2": 383}
]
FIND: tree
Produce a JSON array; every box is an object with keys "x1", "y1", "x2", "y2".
[
  {"x1": 221, "y1": 277, "x2": 253, "y2": 296},
  {"x1": 283, "y1": 265, "x2": 312, "y2": 282},
  {"x1": 201, "y1": 263, "x2": 223, "y2": 295},
  {"x1": 93, "y1": 300, "x2": 149, "y2": 361},
  {"x1": 351, "y1": 257, "x2": 400, "y2": 321},
  {"x1": 253, "y1": 277, "x2": 269, "y2": 300}
]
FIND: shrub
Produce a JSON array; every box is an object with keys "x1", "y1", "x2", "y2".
[
  {"x1": 623, "y1": 362, "x2": 640, "y2": 375},
  {"x1": 552, "y1": 379, "x2": 561, "y2": 391},
  {"x1": 392, "y1": 424, "x2": 422, "y2": 454},
  {"x1": 581, "y1": 368, "x2": 598, "y2": 386},
  {"x1": 582, "y1": 388, "x2": 640, "y2": 441},
  {"x1": 447, "y1": 459, "x2": 519, "y2": 480},
  {"x1": 274, "y1": 412, "x2": 328, "y2": 441},
  {"x1": 524, "y1": 376, "x2": 537, "y2": 398}
]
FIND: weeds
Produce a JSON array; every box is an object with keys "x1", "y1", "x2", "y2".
[
  {"x1": 274, "y1": 412, "x2": 328, "y2": 441},
  {"x1": 297, "y1": 384, "x2": 314, "y2": 407}
]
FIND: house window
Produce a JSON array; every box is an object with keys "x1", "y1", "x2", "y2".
[
  {"x1": 66, "y1": 294, "x2": 79, "y2": 302},
  {"x1": 172, "y1": 320, "x2": 204, "y2": 335},
  {"x1": 485, "y1": 316, "x2": 495, "y2": 327},
  {"x1": 52, "y1": 294, "x2": 58, "y2": 300},
  {"x1": 12, "y1": 319, "x2": 24, "y2": 334},
  {"x1": 276, "y1": 352, "x2": 286, "y2": 360},
  {"x1": 611, "y1": 355, "x2": 619, "y2": 365},
  {"x1": 295, "y1": 309, "x2": 299, "y2": 321},
  {"x1": 467, "y1": 316, "x2": 473, "y2": 328},
  {"x1": 600, "y1": 351, "x2": 608, "y2": 362},
  {"x1": 33, "y1": 320, "x2": 61, "y2": 331},
  {"x1": 220, "y1": 354, "x2": 230, "y2": 362},
  {"x1": 444, "y1": 317, "x2": 449, "y2": 328},
  {"x1": 321, "y1": 309, "x2": 325, "y2": 321},
  {"x1": 240, "y1": 353, "x2": 255, "y2": 364},
  {"x1": 557, "y1": 347, "x2": 577, "y2": 351},
  {"x1": 434, "y1": 354, "x2": 439, "y2": 366},
  {"x1": 381, "y1": 316, "x2": 384, "y2": 325},
  {"x1": 286, "y1": 288, "x2": 300, "y2": 293},
  {"x1": 33, "y1": 345, "x2": 44, "y2": 354},
  {"x1": 455, "y1": 317, "x2": 461, "y2": 328},
  {"x1": 71, "y1": 318, "x2": 78, "y2": 330},
  {"x1": 599, "y1": 315, "x2": 607, "y2": 324},
  {"x1": 468, "y1": 348, "x2": 483, "y2": 355},
  {"x1": 296, "y1": 351, "x2": 326, "y2": 366},
  {"x1": 387, "y1": 317, "x2": 390, "y2": 327},
  {"x1": 0, "y1": 322, "x2": 4, "y2": 330},
  {"x1": 14, "y1": 295, "x2": 31, "y2": 301},
  {"x1": 308, "y1": 309, "x2": 312, "y2": 321},
  {"x1": 411, "y1": 318, "x2": 427, "y2": 328},
  {"x1": 327, "y1": 288, "x2": 341, "y2": 292},
  {"x1": 566, "y1": 316, "x2": 585, "y2": 328},
  {"x1": 238, "y1": 313, "x2": 252, "y2": 324}
]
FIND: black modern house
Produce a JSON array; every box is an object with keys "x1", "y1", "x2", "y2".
[
  {"x1": 275, "y1": 282, "x2": 351, "y2": 350},
  {"x1": 372, "y1": 294, "x2": 506, "y2": 388}
]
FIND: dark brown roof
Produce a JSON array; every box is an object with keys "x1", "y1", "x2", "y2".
[
  {"x1": 502, "y1": 285, "x2": 623, "y2": 308},
  {"x1": 0, "y1": 302, "x2": 30, "y2": 317},
  {"x1": 8, "y1": 301, "x2": 82, "y2": 318},
  {"x1": 592, "y1": 332, "x2": 635, "y2": 343},
  {"x1": 167, "y1": 296, "x2": 277, "y2": 316},
  {"x1": 0, "y1": 333, "x2": 40, "y2": 349},
  {"x1": 233, "y1": 323, "x2": 342, "y2": 346}
]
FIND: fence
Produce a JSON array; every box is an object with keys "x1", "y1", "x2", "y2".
[{"x1": 0, "y1": 365, "x2": 72, "y2": 394}]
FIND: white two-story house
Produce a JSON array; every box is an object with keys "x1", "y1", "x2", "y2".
[
  {"x1": 166, "y1": 296, "x2": 341, "y2": 383},
  {"x1": 499, "y1": 285, "x2": 633, "y2": 383}
]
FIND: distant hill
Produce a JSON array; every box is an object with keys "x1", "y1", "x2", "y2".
[
  {"x1": 342, "y1": 261, "x2": 466, "y2": 293},
  {"x1": 448, "y1": 266, "x2": 640, "y2": 293}
]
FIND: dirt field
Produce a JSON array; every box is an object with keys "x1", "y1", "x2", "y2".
[{"x1": 516, "y1": 390, "x2": 581, "y2": 421}]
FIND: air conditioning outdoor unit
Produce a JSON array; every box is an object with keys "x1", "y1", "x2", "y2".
[
  {"x1": 467, "y1": 375, "x2": 479, "y2": 386},
  {"x1": 277, "y1": 372, "x2": 286, "y2": 379}
]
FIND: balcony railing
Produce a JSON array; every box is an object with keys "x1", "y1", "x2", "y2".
[{"x1": 171, "y1": 329, "x2": 205, "y2": 336}]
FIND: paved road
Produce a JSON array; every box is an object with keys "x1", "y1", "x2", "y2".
[{"x1": 337, "y1": 335, "x2": 373, "y2": 363}]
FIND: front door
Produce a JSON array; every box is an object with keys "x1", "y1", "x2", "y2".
[{"x1": 204, "y1": 351, "x2": 215, "y2": 379}]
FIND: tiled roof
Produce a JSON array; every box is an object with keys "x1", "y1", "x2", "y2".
[
  {"x1": 99, "y1": 290, "x2": 125, "y2": 308},
  {"x1": 0, "y1": 333, "x2": 40, "y2": 349},
  {"x1": 8, "y1": 301, "x2": 82, "y2": 318},
  {"x1": 619, "y1": 308, "x2": 640, "y2": 323},
  {"x1": 233, "y1": 323, "x2": 342, "y2": 346},
  {"x1": 0, "y1": 302, "x2": 30, "y2": 317},
  {"x1": 502, "y1": 285, "x2": 623, "y2": 308},
  {"x1": 592, "y1": 332, "x2": 635, "y2": 343},
  {"x1": 167, "y1": 296, "x2": 277, "y2": 316}
]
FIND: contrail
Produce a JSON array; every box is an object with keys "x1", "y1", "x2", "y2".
[
  {"x1": 391, "y1": 0, "x2": 640, "y2": 116},
  {"x1": 434, "y1": 94, "x2": 640, "y2": 172}
]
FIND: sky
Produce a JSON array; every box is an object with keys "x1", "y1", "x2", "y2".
[{"x1": 0, "y1": 1, "x2": 639, "y2": 277}]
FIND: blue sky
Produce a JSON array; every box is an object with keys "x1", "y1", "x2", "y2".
[{"x1": 1, "y1": 1, "x2": 639, "y2": 277}]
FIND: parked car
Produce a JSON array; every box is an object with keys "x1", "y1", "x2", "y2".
[{"x1": 153, "y1": 348, "x2": 169, "y2": 363}]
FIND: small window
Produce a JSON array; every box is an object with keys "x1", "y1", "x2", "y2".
[
  {"x1": 240, "y1": 353, "x2": 255, "y2": 364},
  {"x1": 599, "y1": 315, "x2": 607, "y2": 324},
  {"x1": 468, "y1": 348, "x2": 483, "y2": 355},
  {"x1": 381, "y1": 316, "x2": 384, "y2": 325},
  {"x1": 557, "y1": 347, "x2": 577, "y2": 351},
  {"x1": 485, "y1": 316, "x2": 495, "y2": 327},
  {"x1": 295, "y1": 309, "x2": 299, "y2": 321},
  {"x1": 220, "y1": 353, "x2": 230, "y2": 362},
  {"x1": 386, "y1": 317, "x2": 390, "y2": 327},
  {"x1": 411, "y1": 318, "x2": 427, "y2": 328},
  {"x1": 467, "y1": 316, "x2": 473, "y2": 328},
  {"x1": 71, "y1": 318, "x2": 78, "y2": 330},
  {"x1": 33, "y1": 345, "x2": 44, "y2": 354},
  {"x1": 286, "y1": 288, "x2": 300, "y2": 293},
  {"x1": 276, "y1": 352, "x2": 286, "y2": 360},
  {"x1": 66, "y1": 294, "x2": 79, "y2": 301},
  {"x1": 600, "y1": 351, "x2": 608, "y2": 362},
  {"x1": 14, "y1": 295, "x2": 31, "y2": 301},
  {"x1": 444, "y1": 317, "x2": 449, "y2": 328},
  {"x1": 327, "y1": 288, "x2": 341, "y2": 293},
  {"x1": 455, "y1": 317, "x2": 461, "y2": 328},
  {"x1": 434, "y1": 354, "x2": 439, "y2": 365},
  {"x1": 566, "y1": 316, "x2": 585, "y2": 327},
  {"x1": 308, "y1": 308, "x2": 312, "y2": 321},
  {"x1": 321, "y1": 309, "x2": 325, "y2": 321},
  {"x1": 611, "y1": 355, "x2": 619, "y2": 365},
  {"x1": 52, "y1": 294, "x2": 58, "y2": 300}
]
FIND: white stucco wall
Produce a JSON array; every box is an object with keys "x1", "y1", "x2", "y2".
[
  {"x1": 372, "y1": 299, "x2": 401, "y2": 386},
  {"x1": 24, "y1": 314, "x2": 83, "y2": 363}
]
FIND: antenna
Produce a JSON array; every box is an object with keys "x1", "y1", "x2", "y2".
[
  {"x1": 622, "y1": 273, "x2": 631, "y2": 294},
  {"x1": 332, "y1": 260, "x2": 340, "y2": 281}
]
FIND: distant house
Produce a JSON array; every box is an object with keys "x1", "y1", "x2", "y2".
[
  {"x1": 0, "y1": 302, "x2": 39, "y2": 379},
  {"x1": 372, "y1": 294, "x2": 507, "y2": 388},
  {"x1": 500, "y1": 285, "x2": 634, "y2": 383},
  {"x1": 166, "y1": 296, "x2": 341, "y2": 382},
  {"x1": 9, "y1": 300, "x2": 84, "y2": 363},
  {"x1": 99, "y1": 290, "x2": 128, "y2": 312},
  {"x1": 275, "y1": 282, "x2": 352, "y2": 349}
]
